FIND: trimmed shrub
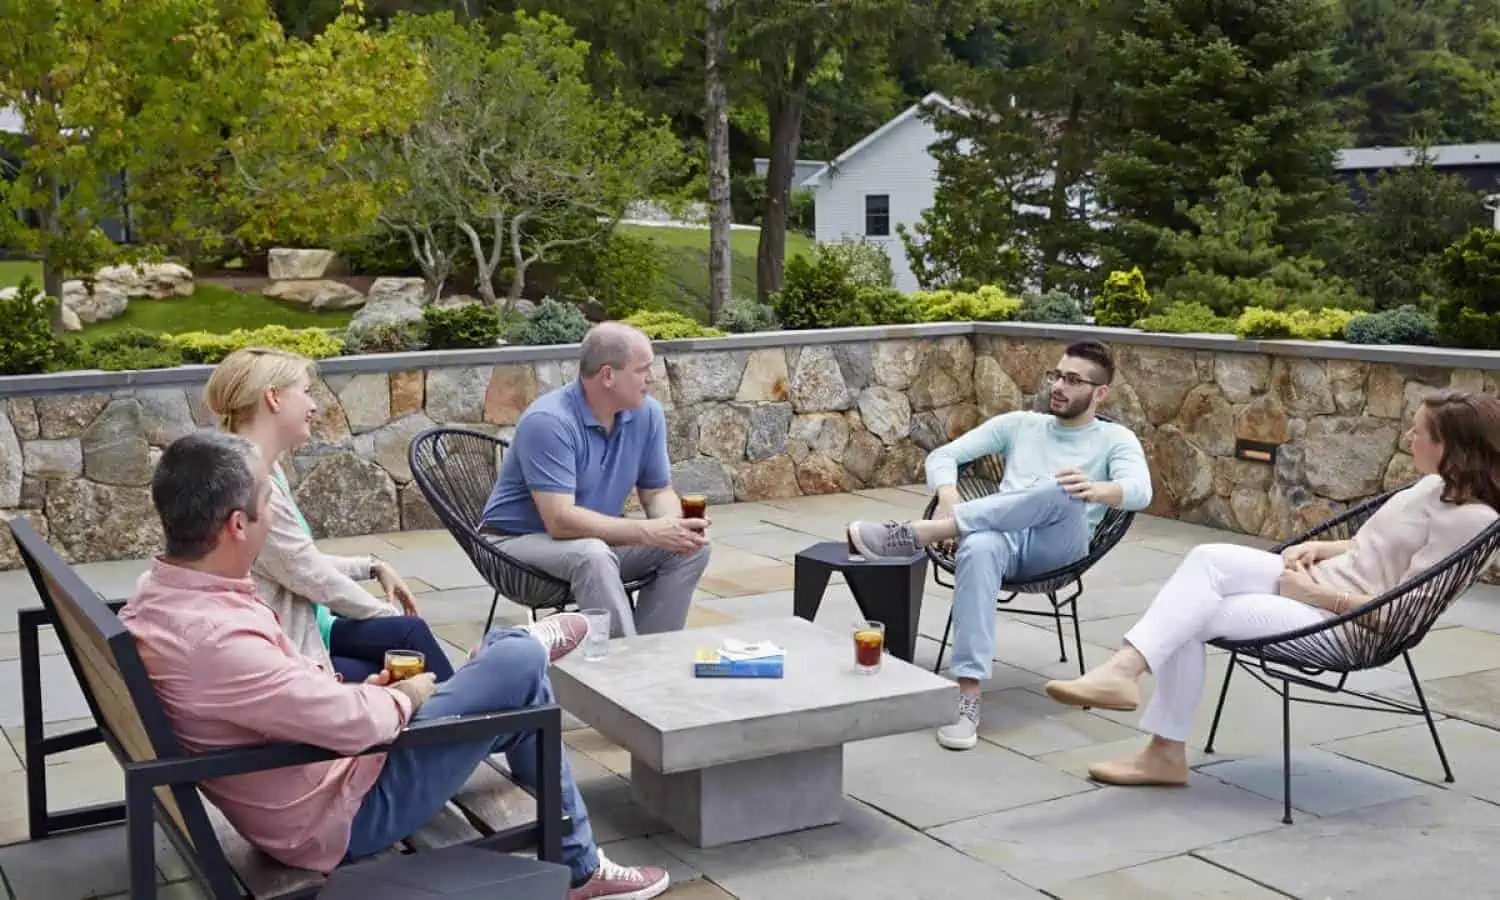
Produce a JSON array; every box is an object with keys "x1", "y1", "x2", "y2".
[
  {"x1": 714, "y1": 297, "x2": 778, "y2": 334},
  {"x1": 0, "y1": 278, "x2": 66, "y2": 375},
  {"x1": 342, "y1": 319, "x2": 429, "y2": 355},
  {"x1": 816, "y1": 239, "x2": 894, "y2": 289},
  {"x1": 72, "y1": 328, "x2": 184, "y2": 371},
  {"x1": 422, "y1": 303, "x2": 501, "y2": 350},
  {"x1": 1233, "y1": 307, "x2": 1357, "y2": 340},
  {"x1": 914, "y1": 285, "x2": 1021, "y2": 322},
  {"x1": 583, "y1": 233, "x2": 668, "y2": 319},
  {"x1": 1344, "y1": 306, "x2": 1438, "y2": 346},
  {"x1": 1016, "y1": 291, "x2": 1085, "y2": 324},
  {"x1": 505, "y1": 298, "x2": 591, "y2": 346},
  {"x1": 1435, "y1": 228, "x2": 1500, "y2": 348},
  {"x1": 164, "y1": 325, "x2": 346, "y2": 364},
  {"x1": 620, "y1": 309, "x2": 724, "y2": 340},
  {"x1": 1133, "y1": 301, "x2": 1236, "y2": 334},
  {"x1": 1092, "y1": 267, "x2": 1152, "y2": 327}
]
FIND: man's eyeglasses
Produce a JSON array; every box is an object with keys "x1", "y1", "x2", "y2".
[{"x1": 1044, "y1": 370, "x2": 1103, "y2": 388}]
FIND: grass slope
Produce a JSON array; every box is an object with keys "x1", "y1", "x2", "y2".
[{"x1": 618, "y1": 224, "x2": 814, "y2": 320}]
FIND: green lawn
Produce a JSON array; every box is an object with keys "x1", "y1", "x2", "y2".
[
  {"x1": 85, "y1": 284, "x2": 353, "y2": 337},
  {"x1": 618, "y1": 224, "x2": 815, "y2": 320},
  {"x1": 0, "y1": 259, "x2": 41, "y2": 288}
]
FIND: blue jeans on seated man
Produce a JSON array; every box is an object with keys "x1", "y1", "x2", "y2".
[
  {"x1": 330, "y1": 615, "x2": 457, "y2": 685},
  {"x1": 949, "y1": 480, "x2": 1091, "y2": 683},
  {"x1": 343, "y1": 627, "x2": 598, "y2": 883}
]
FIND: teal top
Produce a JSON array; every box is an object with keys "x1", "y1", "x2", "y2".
[
  {"x1": 273, "y1": 469, "x2": 336, "y2": 649},
  {"x1": 923, "y1": 410, "x2": 1153, "y2": 531}
]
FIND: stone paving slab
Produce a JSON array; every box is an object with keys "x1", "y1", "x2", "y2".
[
  {"x1": 567, "y1": 748, "x2": 671, "y2": 845},
  {"x1": 0, "y1": 628, "x2": 62, "y2": 663},
  {"x1": 1381, "y1": 667, "x2": 1500, "y2": 730},
  {"x1": 1198, "y1": 747, "x2": 1436, "y2": 817},
  {"x1": 975, "y1": 687, "x2": 1145, "y2": 757},
  {"x1": 656, "y1": 798, "x2": 1046, "y2": 900},
  {"x1": 1050, "y1": 854, "x2": 1287, "y2": 900},
  {"x1": 843, "y1": 730, "x2": 1093, "y2": 829},
  {"x1": 0, "y1": 654, "x2": 89, "y2": 728},
  {"x1": 1384, "y1": 626, "x2": 1500, "y2": 681},
  {"x1": 1326, "y1": 719, "x2": 1500, "y2": 801},
  {"x1": 1435, "y1": 584, "x2": 1500, "y2": 634},
  {"x1": 1198, "y1": 792, "x2": 1500, "y2": 899},
  {"x1": 0, "y1": 825, "x2": 183, "y2": 899},
  {"x1": 927, "y1": 775, "x2": 1287, "y2": 890}
]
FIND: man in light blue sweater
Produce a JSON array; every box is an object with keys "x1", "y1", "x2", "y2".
[{"x1": 847, "y1": 340, "x2": 1152, "y2": 750}]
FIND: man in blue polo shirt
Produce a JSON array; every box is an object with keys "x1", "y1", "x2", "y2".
[{"x1": 479, "y1": 322, "x2": 710, "y2": 637}]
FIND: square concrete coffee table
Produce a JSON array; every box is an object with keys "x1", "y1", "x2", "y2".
[{"x1": 549, "y1": 616, "x2": 957, "y2": 848}]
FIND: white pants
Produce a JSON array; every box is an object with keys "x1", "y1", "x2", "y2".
[{"x1": 1125, "y1": 544, "x2": 1334, "y2": 742}]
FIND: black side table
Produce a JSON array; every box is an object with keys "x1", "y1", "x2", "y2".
[{"x1": 793, "y1": 540, "x2": 928, "y2": 663}]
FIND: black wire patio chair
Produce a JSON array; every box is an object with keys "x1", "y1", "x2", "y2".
[
  {"x1": 922, "y1": 416, "x2": 1137, "y2": 677},
  {"x1": 1202, "y1": 483, "x2": 1500, "y2": 824},
  {"x1": 409, "y1": 426, "x2": 654, "y2": 634}
]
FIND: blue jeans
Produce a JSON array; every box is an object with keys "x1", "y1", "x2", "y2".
[
  {"x1": 343, "y1": 628, "x2": 597, "y2": 882},
  {"x1": 330, "y1": 615, "x2": 457, "y2": 684},
  {"x1": 949, "y1": 481, "x2": 1091, "y2": 681}
]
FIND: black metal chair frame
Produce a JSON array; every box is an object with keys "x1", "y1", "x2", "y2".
[
  {"x1": 1201, "y1": 484, "x2": 1500, "y2": 824},
  {"x1": 409, "y1": 426, "x2": 655, "y2": 634},
  {"x1": 11, "y1": 518, "x2": 568, "y2": 900},
  {"x1": 922, "y1": 441, "x2": 1137, "y2": 678}
]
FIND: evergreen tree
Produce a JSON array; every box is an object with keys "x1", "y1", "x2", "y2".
[{"x1": 1094, "y1": 0, "x2": 1349, "y2": 279}]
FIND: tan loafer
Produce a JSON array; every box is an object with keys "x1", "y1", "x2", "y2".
[
  {"x1": 1044, "y1": 675, "x2": 1141, "y2": 711},
  {"x1": 1087, "y1": 757, "x2": 1189, "y2": 787}
]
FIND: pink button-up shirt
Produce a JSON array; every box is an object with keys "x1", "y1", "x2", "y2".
[{"x1": 119, "y1": 558, "x2": 414, "y2": 872}]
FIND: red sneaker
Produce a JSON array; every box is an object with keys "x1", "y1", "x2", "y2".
[
  {"x1": 524, "y1": 612, "x2": 590, "y2": 663},
  {"x1": 568, "y1": 851, "x2": 670, "y2": 900}
]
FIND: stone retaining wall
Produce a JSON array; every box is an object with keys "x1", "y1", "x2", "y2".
[{"x1": 3, "y1": 323, "x2": 1498, "y2": 570}]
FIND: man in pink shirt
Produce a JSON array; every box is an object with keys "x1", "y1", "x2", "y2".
[{"x1": 120, "y1": 431, "x2": 669, "y2": 900}]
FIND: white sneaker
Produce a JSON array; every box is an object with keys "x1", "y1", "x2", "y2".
[{"x1": 936, "y1": 693, "x2": 981, "y2": 750}]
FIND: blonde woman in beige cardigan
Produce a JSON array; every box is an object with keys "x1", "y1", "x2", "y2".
[
  {"x1": 204, "y1": 348, "x2": 586, "y2": 683},
  {"x1": 1045, "y1": 390, "x2": 1500, "y2": 786}
]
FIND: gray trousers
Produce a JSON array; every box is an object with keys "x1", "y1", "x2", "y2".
[{"x1": 486, "y1": 533, "x2": 710, "y2": 637}]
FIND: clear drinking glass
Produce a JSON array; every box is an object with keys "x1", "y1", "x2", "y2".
[
  {"x1": 853, "y1": 621, "x2": 885, "y2": 674},
  {"x1": 582, "y1": 609, "x2": 612, "y2": 661}
]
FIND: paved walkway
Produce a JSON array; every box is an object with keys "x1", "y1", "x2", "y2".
[{"x1": 5, "y1": 486, "x2": 1500, "y2": 899}]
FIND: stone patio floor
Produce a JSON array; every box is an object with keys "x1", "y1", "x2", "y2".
[{"x1": 5, "y1": 485, "x2": 1500, "y2": 898}]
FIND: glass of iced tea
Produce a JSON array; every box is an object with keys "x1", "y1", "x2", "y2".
[
  {"x1": 384, "y1": 650, "x2": 426, "y2": 682},
  {"x1": 681, "y1": 493, "x2": 708, "y2": 526},
  {"x1": 853, "y1": 621, "x2": 885, "y2": 674}
]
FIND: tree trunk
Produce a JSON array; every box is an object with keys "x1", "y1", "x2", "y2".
[
  {"x1": 41, "y1": 177, "x2": 66, "y2": 332},
  {"x1": 705, "y1": 0, "x2": 733, "y2": 321},
  {"x1": 757, "y1": 81, "x2": 809, "y2": 304}
]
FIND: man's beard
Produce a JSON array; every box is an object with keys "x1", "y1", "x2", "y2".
[{"x1": 1049, "y1": 392, "x2": 1092, "y2": 421}]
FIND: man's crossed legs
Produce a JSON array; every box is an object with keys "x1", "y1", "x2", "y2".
[
  {"x1": 847, "y1": 481, "x2": 1091, "y2": 749},
  {"x1": 344, "y1": 626, "x2": 670, "y2": 900}
]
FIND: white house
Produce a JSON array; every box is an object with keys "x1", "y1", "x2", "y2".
[{"x1": 800, "y1": 92, "x2": 962, "y2": 292}]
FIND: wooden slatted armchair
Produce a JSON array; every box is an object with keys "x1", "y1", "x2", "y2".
[
  {"x1": 11, "y1": 517, "x2": 571, "y2": 900},
  {"x1": 409, "y1": 426, "x2": 655, "y2": 633},
  {"x1": 921, "y1": 417, "x2": 1138, "y2": 677},
  {"x1": 1202, "y1": 485, "x2": 1500, "y2": 824}
]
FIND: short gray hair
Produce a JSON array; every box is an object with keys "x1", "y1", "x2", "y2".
[
  {"x1": 579, "y1": 322, "x2": 646, "y2": 378},
  {"x1": 151, "y1": 432, "x2": 263, "y2": 560}
]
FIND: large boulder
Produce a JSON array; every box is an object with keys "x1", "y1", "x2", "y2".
[
  {"x1": 264, "y1": 279, "x2": 365, "y2": 311},
  {"x1": 349, "y1": 277, "x2": 430, "y2": 328},
  {"x1": 268, "y1": 249, "x2": 342, "y2": 281},
  {"x1": 96, "y1": 262, "x2": 194, "y2": 299},
  {"x1": 61, "y1": 280, "x2": 128, "y2": 324}
]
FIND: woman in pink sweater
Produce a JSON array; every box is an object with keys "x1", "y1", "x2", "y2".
[{"x1": 1045, "y1": 390, "x2": 1500, "y2": 786}]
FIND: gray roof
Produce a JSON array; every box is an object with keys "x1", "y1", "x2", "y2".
[{"x1": 1336, "y1": 143, "x2": 1500, "y2": 170}]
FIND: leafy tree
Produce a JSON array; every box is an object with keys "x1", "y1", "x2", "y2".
[
  {"x1": 361, "y1": 11, "x2": 681, "y2": 308},
  {"x1": 1094, "y1": 0, "x2": 1349, "y2": 278}
]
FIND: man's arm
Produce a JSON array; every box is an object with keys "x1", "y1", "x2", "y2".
[
  {"x1": 514, "y1": 410, "x2": 654, "y2": 544},
  {"x1": 1102, "y1": 430, "x2": 1153, "y2": 511},
  {"x1": 188, "y1": 625, "x2": 413, "y2": 755},
  {"x1": 925, "y1": 412, "x2": 1019, "y2": 505},
  {"x1": 635, "y1": 401, "x2": 681, "y2": 519}
]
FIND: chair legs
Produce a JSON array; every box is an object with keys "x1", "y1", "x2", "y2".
[
  {"x1": 931, "y1": 590, "x2": 1086, "y2": 678},
  {"x1": 485, "y1": 588, "x2": 502, "y2": 635},
  {"x1": 1279, "y1": 678, "x2": 1293, "y2": 825},
  {"x1": 1203, "y1": 652, "x2": 1237, "y2": 754},
  {"x1": 1403, "y1": 650, "x2": 1456, "y2": 783},
  {"x1": 933, "y1": 608, "x2": 954, "y2": 674}
]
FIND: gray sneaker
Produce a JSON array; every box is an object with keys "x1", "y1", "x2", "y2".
[
  {"x1": 937, "y1": 693, "x2": 981, "y2": 750},
  {"x1": 846, "y1": 520, "x2": 920, "y2": 559}
]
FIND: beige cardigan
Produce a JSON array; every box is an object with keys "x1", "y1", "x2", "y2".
[{"x1": 249, "y1": 461, "x2": 397, "y2": 667}]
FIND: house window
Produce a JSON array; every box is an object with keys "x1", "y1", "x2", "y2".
[{"x1": 864, "y1": 194, "x2": 890, "y2": 236}]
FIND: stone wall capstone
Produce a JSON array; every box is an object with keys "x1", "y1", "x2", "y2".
[{"x1": 3, "y1": 324, "x2": 1499, "y2": 572}]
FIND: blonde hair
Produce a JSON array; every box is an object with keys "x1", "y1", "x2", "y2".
[{"x1": 203, "y1": 347, "x2": 316, "y2": 433}]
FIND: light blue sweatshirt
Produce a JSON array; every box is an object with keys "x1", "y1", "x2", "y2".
[{"x1": 924, "y1": 411, "x2": 1153, "y2": 531}]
